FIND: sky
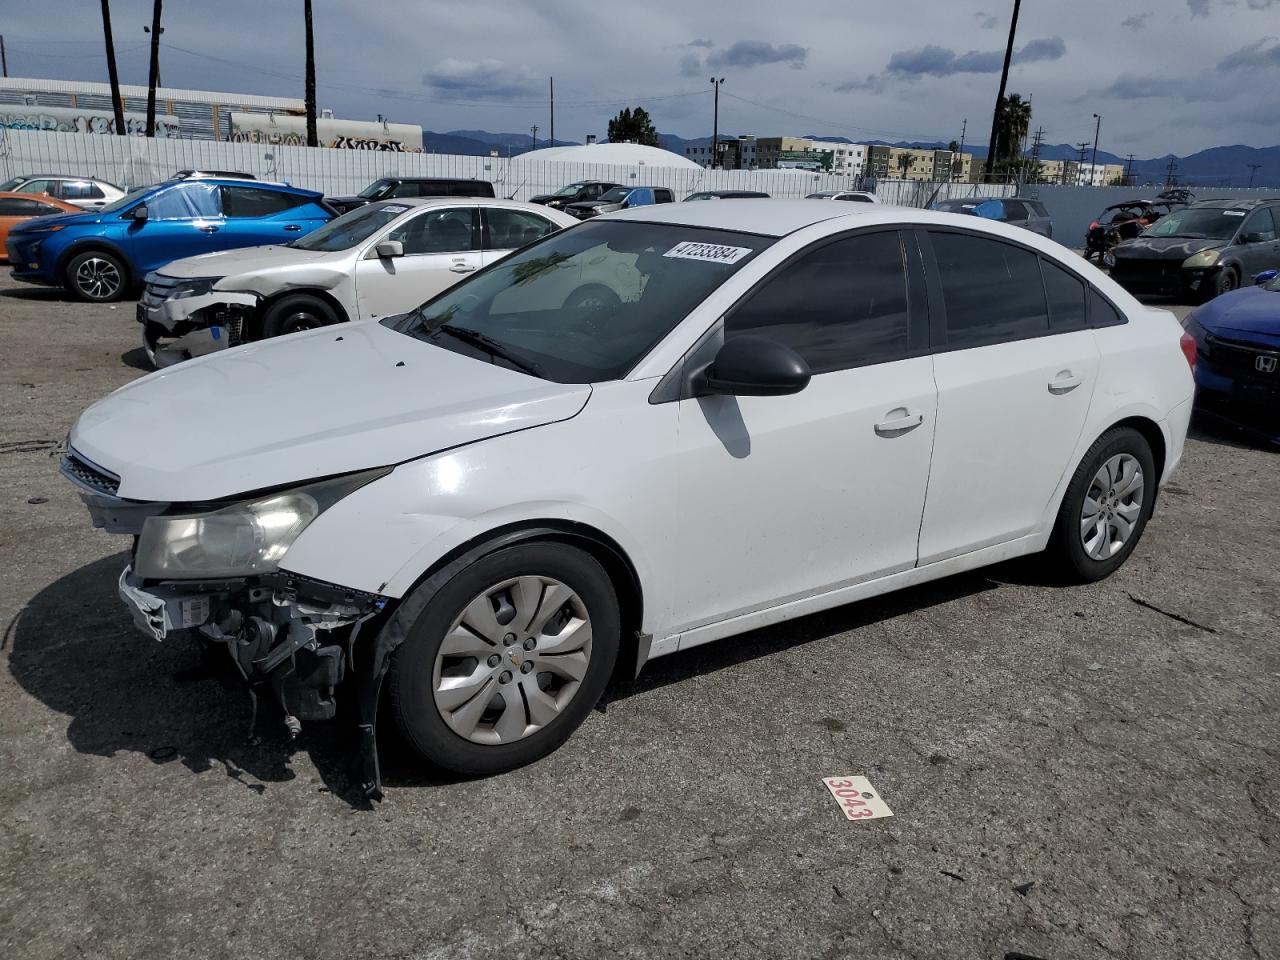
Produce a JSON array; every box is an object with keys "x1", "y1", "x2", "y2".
[{"x1": 4, "y1": 0, "x2": 1279, "y2": 157}]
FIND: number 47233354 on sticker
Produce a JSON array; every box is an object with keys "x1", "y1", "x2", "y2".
[{"x1": 822, "y1": 776, "x2": 895, "y2": 821}]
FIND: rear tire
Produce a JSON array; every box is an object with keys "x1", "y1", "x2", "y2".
[
  {"x1": 1047, "y1": 426, "x2": 1156, "y2": 583},
  {"x1": 65, "y1": 250, "x2": 127, "y2": 302},
  {"x1": 260, "y1": 293, "x2": 340, "y2": 339},
  {"x1": 386, "y1": 542, "x2": 620, "y2": 776}
]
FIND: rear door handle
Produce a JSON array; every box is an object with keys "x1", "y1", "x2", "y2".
[
  {"x1": 874, "y1": 410, "x2": 924, "y2": 436},
  {"x1": 1048, "y1": 372, "x2": 1083, "y2": 393},
  {"x1": 283, "y1": 224, "x2": 302, "y2": 232}
]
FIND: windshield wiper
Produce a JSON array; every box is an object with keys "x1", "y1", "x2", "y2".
[{"x1": 433, "y1": 324, "x2": 545, "y2": 378}]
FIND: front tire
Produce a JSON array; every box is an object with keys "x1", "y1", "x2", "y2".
[
  {"x1": 1048, "y1": 426, "x2": 1156, "y2": 582},
  {"x1": 1206, "y1": 267, "x2": 1239, "y2": 302},
  {"x1": 65, "y1": 250, "x2": 127, "y2": 302},
  {"x1": 260, "y1": 293, "x2": 340, "y2": 339},
  {"x1": 386, "y1": 542, "x2": 620, "y2": 776}
]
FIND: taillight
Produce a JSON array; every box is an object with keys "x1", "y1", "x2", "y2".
[
  {"x1": 1089, "y1": 220, "x2": 1100, "y2": 230},
  {"x1": 1179, "y1": 332, "x2": 1197, "y2": 371}
]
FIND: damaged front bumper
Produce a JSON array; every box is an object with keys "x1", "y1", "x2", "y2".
[{"x1": 137, "y1": 279, "x2": 260, "y2": 367}]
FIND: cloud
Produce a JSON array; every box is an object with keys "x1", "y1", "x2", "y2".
[
  {"x1": 1187, "y1": 0, "x2": 1210, "y2": 16},
  {"x1": 422, "y1": 58, "x2": 538, "y2": 99},
  {"x1": 833, "y1": 74, "x2": 886, "y2": 93},
  {"x1": 687, "y1": 38, "x2": 715, "y2": 48},
  {"x1": 1217, "y1": 37, "x2": 1280, "y2": 70},
  {"x1": 884, "y1": 36, "x2": 1065, "y2": 77},
  {"x1": 975, "y1": 11, "x2": 1000, "y2": 28},
  {"x1": 1121, "y1": 13, "x2": 1150, "y2": 29},
  {"x1": 707, "y1": 41, "x2": 808, "y2": 70},
  {"x1": 1101, "y1": 72, "x2": 1233, "y2": 102}
]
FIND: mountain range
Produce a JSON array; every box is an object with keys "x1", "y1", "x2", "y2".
[{"x1": 425, "y1": 129, "x2": 1280, "y2": 188}]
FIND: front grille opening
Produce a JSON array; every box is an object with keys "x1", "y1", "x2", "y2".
[{"x1": 61, "y1": 449, "x2": 120, "y2": 496}]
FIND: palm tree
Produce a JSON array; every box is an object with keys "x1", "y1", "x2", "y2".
[
  {"x1": 895, "y1": 152, "x2": 912, "y2": 179},
  {"x1": 997, "y1": 94, "x2": 1032, "y2": 165}
]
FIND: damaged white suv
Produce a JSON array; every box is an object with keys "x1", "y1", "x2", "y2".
[
  {"x1": 65, "y1": 201, "x2": 1194, "y2": 798},
  {"x1": 137, "y1": 197, "x2": 575, "y2": 367}
]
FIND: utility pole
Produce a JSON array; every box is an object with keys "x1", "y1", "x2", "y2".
[
  {"x1": 99, "y1": 1, "x2": 127, "y2": 136},
  {"x1": 957, "y1": 118, "x2": 967, "y2": 182},
  {"x1": 144, "y1": 0, "x2": 163, "y2": 137},
  {"x1": 1090, "y1": 113, "x2": 1102, "y2": 184},
  {"x1": 1164, "y1": 156, "x2": 1178, "y2": 188},
  {"x1": 1247, "y1": 163, "x2": 1261, "y2": 188},
  {"x1": 549, "y1": 77, "x2": 554, "y2": 148},
  {"x1": 1076, "y1": 141, "x2": 1090, "y2": 185},
  {"x1": 1030, "y1": 126, "x2": 1043, "y2": 182},
  {"x1": 983, "y1": 0, "x2": 1021, "y2": 182},
  {"x1": 530, "y1": 124, "x2": 538, "y2": 152},
  {"x1": 709, "y1": 77, "x2": 724, "y2": 168},
  {"x1": 0, "y1": 35, "x2": 7, "y2": 78},
  {"x1": 1124, "y1": 153, "x2": 1135, "y2": 186},
  {"x1": 304, "y1": 0, "x2": 317, "y2": 147}
]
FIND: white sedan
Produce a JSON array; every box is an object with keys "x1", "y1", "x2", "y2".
[
  {"x1": 63, "y1": 200, "x2": 1194, "y2": 797},
  {"x1": 136, "y1": 197, "x2": 577, "y2": 366}
]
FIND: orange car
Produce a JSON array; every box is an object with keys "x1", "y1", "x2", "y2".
[{"x1": 0, "y1": 191, "x2": 82, "y2": 261}]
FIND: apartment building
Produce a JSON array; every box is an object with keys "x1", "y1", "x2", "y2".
[{"x1": 867, "y1": 145, "x2": 972, "y2": 182}]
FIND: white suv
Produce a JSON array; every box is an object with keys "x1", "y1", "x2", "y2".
[{"x1": 63, "y1": 200, "x2": 1195, "y2": 798}]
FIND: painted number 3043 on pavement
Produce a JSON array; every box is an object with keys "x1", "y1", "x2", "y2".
[{"x1": 822, "y1": 776, "x2": 895, "y2": 821}]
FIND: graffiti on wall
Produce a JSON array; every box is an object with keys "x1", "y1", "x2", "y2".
[
  {"x1": 0, "y1": 108, "x2": 181, "y2": 138},
  {"x1": 227, "y1": 112, "x2": 424, "y2": 151},
  {"x1": 229, "y1": 128, "x2": 421, "y2": 151}
]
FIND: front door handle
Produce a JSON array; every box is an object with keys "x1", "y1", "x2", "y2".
[
  {"x1": 283, "y1": 224, "x2": 302, "y2": 232},
  {"x1": 874, "y1": 410, "x2": 924, "y2": 436},
  {"x1": 1048, "y1": 372, "x2": 1083, "y2": 393},
  {"x1": 450, "y1": 262, "x2": 477, "y2": 274},
  {"x1": 200, "y1": 224, "x2": 220, "y2": 233}
]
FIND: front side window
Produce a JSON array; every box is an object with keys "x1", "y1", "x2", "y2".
[
  {"x1": 382, "y1": 221, "x2": 773, "y2": 383},
  {"x1": 389, "y1": 207, "x2": 477, "y2": 254},
  {"x1": 14, "y1": 179, "x2": 54, "y2": 196},
  {"x1": 485, "y1": 208, "x2": 558, "y2": 250},
  {"x1": 144, "y1": 182, "x2": 221, "y2": 220},
  {"x1": 726, "y1": 231, "x2": 911, "y2": 374},
  {"x1": 1145, "y1": 208, "x2": 1247, "y2": 241},
  {"x1": 1240, "y1": 209, "x2": 1278, "y2": 243},
  {"x1": 291, "y1": 202, "x2": 407, "y2": 252},
  {"x1": 930, "y1": 231, "x2": 1048, "y2": 348},
  {"x1": 0, "y1": 198, "x2": 28, "y2": 215},
  {"x1": 221, "y1": 186, "x2": 303, "y2": 218}
]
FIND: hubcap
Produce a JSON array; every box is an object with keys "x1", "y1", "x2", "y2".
[
  {"x1": 1080, "y1": 453, "x2": 1144, "y2": 560},
  {"x1": 432, "y1": 575, "x2": 592, "y2": 745},
  {"x1": 281, "y1": 311, "x2": 322, "y2": 334},
  {"x1": 76, "y1": 257, "x2": 121, "y2": 299}
]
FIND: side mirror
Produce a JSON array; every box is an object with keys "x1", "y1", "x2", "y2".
[
  {"x1": 1254, "y1": 269, "x2": 1279, "y2": 286},
  {"x1": 375, "y1": 240, "x2": 403, "y2": 258},
  {"x1": 1240, "y1": 232, "x2": 1267, "y2": 245},
  {"x1": 700, "y1": 335, "x2": 811, "y2": 397},
  {"x1": 129, "y1": 204, "x2": 148, "y2": 221}
]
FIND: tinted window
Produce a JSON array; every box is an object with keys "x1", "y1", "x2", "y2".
[
  {"x1": 1001, "y1": 200, "x2": 1029, "y2": 221},
  {"x1": 1088, "y1": 288, "x2": 1126, "y2": 328},
  {"x1": 1241, "y1": 209, "x2": 1277, "y2": 242},
  {"x1": 1041, "y1": 258, "x2": 1087, "y2": 332},
  {"x1": 389, "y1": 207, "x2": 477, "y2": 254},
  {"x1": 727, "y1": 231, "x2": 911, "y2": 374},
  {"x1": 221, "y1": 186, "x2": 301, "y2": 218},
  {"x1": 146, "y1": 183, "x2": 221, "y2": 220},
  {"x1": 930, "y1": 231, "x2": 1048, "y2": 348},
  {"x1": 0, "y1": 198, "x2": 27, "y2": 215},
  {"x1": 655, "y1": 189, "x2": 675, "y2": 204},
  {"x1": 60, "y1": 181, "x2": 104, "y2": 200},
  {"x1": 33, "y1": 200, "x2": 66, "y2": 215},
  {"x1": 485, "y1": 208, "x2": 558, "y2": 250}
]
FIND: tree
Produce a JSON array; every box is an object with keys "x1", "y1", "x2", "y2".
[
  {"x1": 607, "y1": 107, "x2": 659, "y2": 147},
  {"x1": 895, "y1": 152, "x2": 912, "y2": 178},
  {"x1": 995, "y1": 93, "x2": 1032, "y2": 166}
]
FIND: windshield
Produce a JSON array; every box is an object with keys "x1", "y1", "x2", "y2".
[
  {"x1": 1145, "y1": 208, "x2": 1244, "y2": 240},
  {"x1": 382, "y1": 220, "x2": 774, "y2": 382},
  {"x1": 98, "y1": 187, "x2": 153, "y2": 213},
  {"x1": 0, "y1": 177, "x2": 25, "y2": 191},
  {"x1": 290, "y1": 202, "x2": 407, "y2": 252},
  {"x1": 357, "y1": 179, "x2": 395, "y2": 200},
  {"x1": 552, "y1": 183, "x2": 587, "y2": 197},
  {"x1": 598, "y1": 187, "x2": 631, "y2": 203}
]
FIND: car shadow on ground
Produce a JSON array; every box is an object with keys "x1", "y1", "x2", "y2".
[
  {"x1": 1188, "y1": 411, "x2": 1278, "y2": 453},
  {"x1": 120, "y1": 347, "x2": 152, "y2": 372},
  {"x1": 0, "y1": 285, "x2": 76, "y2": 302},
  {"x1": 5, "y1": 552, "x2": 1039, "y2": 806}
]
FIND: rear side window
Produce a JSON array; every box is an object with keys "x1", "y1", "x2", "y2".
[
  {"x1": 1088, "y1": 288, "x2": 1126, "y2": 328},
  {"x1": 1041, "y1": 258, "x2": 1087, "y2": 332},
  {"x1": 929, "y1": 231, "x2": 1048, "y2": 348},
  {"x1": 61, "y1": 181, "x2": 104, "y2": 200},
  {"x1": 655, "y1": 189, "x2": 674, "y2": 204},
  {"x1": 727, "y1": 230, "x2": 911, "y2": 374},
  {"x1": 220, "y1": 186, "x2": 305, "y2": 218}
]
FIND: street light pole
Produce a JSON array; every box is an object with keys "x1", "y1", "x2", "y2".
[
  {"x1": 709, "y1": 77, "x2": 724, "y2": 168},
  {"x1": 99, "y1": 0, "x2": 127, "y2": 136},
  {"x1": 1091, "y1": 113, "x2": 1102, "y2": 186},
  {"x1": 530, "y1": 124, "x2": 538, "y2": 152},
  {"x1": 144, "y1": 0, "x2": 163, "y2": 137}
]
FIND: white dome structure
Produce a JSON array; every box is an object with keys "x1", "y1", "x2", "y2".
[{"x1": 513, "y1": 142, "x2": 700, "y2": 169}]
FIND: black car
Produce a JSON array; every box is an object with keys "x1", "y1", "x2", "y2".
[
  {"x1": 327, "y1": 177, "x2": 495, "y2": 214},
  {"x1": 684, "y1": 190, "x2": 770, "y2": 200},
  {"x1": 563, "y1": 185, "x2": 676, "y2": 220},
  {"x1": 1109, "y1": 198, "x2": 1280, "y2": 302},
  {"x1": 529, "y1": 181, "x2": 623, "y2": 209}
]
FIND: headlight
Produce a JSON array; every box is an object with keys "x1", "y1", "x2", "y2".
[
  {"x1": 25, "y1": 223, "x2": 65, "y2": 234},
  {"x1": 133, "y1": 467, "x2": 389, "y2": 579},
  {"x1": 170, "y1": 277, "x2": 221, "y2": 300},
  {"x1": 1182, "y1": 249, "x2": 1221, "y2": 269}
]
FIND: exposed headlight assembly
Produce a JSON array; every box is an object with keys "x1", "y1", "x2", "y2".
[
  {"x1": 134, "y1": 466, "x2": 390, "y2": 579},
  {"x1": 170, "y1": 277, "x2": 222, "y2": 300},
  {"x1": 1182, "y1": 249, "x2": 1221, "y2": 269}
]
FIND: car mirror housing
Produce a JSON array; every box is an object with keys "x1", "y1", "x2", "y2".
[
  {"x1": 375, "y1": 240, "x2": 404, "y2": 258},
  {"x1": 699, "y1": 335, "x2": 811, "y2": 397},
  {"x1": 1239, "y1": 232, "x2": 1267, "y2": 245},
  {"x1": 129, "y1": 204, "x2": 149, "y2": 221}
]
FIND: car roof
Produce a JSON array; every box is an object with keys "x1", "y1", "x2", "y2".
[
  {"x1": 367, "y1": 196, "x2": 570, "y2": 212},
  {"x1": 13, "y1": 173, "x2": 119, "y2": 186},
  {"x1": 381, "y1": 176, "x2": 489, "y2": 183},
  {"x1": 147, "y1": 177, "x2": 321, "y2": 197}
]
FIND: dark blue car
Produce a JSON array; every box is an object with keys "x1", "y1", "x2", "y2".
[
  {"x1": 6, "y1": 177, "x2": 333, "y2": 302},
  {"x1": 1184, "y1": 269, "x2": 1280, "y2": 442}
]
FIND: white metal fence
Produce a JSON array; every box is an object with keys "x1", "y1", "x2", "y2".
[{"x1": 0, "y1": 127, "x2": 1015, "y2": 206}]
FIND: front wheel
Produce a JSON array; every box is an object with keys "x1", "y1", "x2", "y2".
[
  {"x1": 65, "y1": 250, "x2": 127, "y2": 302},
  {"x1": 1048, "y1": 426, "x2": 1156, "y2": 582},
  {"x1": 1205, "y1": 267, "x2": 1238, "y2": 302},
  {"x1": 260, "y1": 293, "x2": 340, "y2": 339},
  {"x1": 386, "y1": 542, "x2": 620, "y2": 776}
]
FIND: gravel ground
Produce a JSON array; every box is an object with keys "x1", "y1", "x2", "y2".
[{"x1": 1, "y1": 274, "x2": 1277, "y2": 960}]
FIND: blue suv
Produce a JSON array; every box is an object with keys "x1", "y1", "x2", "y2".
[{"x1": 6, "y1": 177, "x2": 333, "y2": 302}]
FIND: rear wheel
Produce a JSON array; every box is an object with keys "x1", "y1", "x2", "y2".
[
  {"x1": 260, "y1": 293, "x2": 340, "y2": 339},
  {"x1": 386, "y1": 542, "x2": 620, "y2": 776},
  {"x1": 65, "y1": 250, "x2": 127, "y2": 302},
  {"x1": 1048, "y1": 426, "x2": 1156, "y2": 582}
]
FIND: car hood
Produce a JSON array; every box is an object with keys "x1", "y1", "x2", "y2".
[
  {"x1": 1196, "y1": 286, "x2": 1280, "y2": 346},
  {"x1": 154, "y1": 244, "x2": 334, "y2": 280},
  {"x1": 1113, "y1": 236, "x2": 1225, "y2": 260},
  {"x1": 70, "y1": 320, "x2": 591, "y2": 502},
  {"x1": 10, "y1": 209, "x2": 104, "y2": 232}
]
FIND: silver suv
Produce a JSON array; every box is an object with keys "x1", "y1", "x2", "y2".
[{"x1": 0, "y1": 174, "x2": 126, "y2": 210}]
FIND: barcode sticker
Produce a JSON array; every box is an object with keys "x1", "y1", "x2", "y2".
[
  {"x1": 822, "y1": 776, "x2": 894, "y2": 821},
  {"x1": 663, "y1": 241, "x2": 754, "y2": 264},
  {"x1": 382, "y1": 204, "x2": 410, "y2": 213}
]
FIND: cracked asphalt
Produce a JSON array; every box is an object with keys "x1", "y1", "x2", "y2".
[{"x1": 1, "y1": 273, "x2": 1277, "y2": 959}]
